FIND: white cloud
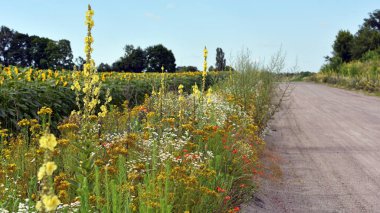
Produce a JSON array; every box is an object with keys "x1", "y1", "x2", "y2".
[
  {"x1": 144, "y1": 12, "x2": 161, "y2": 21},
  {"x1": 166, "y1": 3, "x2": 175, "y2": 9}
]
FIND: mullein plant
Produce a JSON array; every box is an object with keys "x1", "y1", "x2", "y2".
[
  {"x1": 68, "y1": 5, "x2": 113, "y2": 206},
  {"x1": 159, "y1": 66, "x2": 166, "y2": 119},
  {"x1": 36, "y1": 107, "x2": 61, "y2": 212},
  {"x1": 202, "y1": 47, "x2": 208, "y2": 94},
  {"x1": 178, "y1": 84, "x2": 185, "y2": 132},
  {"x1": 71, "y1": 5, "x2": 112, "y2": 120}
]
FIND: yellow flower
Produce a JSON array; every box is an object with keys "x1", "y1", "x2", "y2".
[
  {"x1": 206, "y1": 87, "x2": 213, "y2": 104},
  {"x1": 38, "y1": 166, "x2": 46, "y2": 180},
  {"x1": 39, "y1": 133, "x2": 57, "y2": 151},
  {"x1": 91, "y1": 74, "x2": 99, "y2": 84},
  {"x1": 98, "y1": 105, "x2": 107, "y2": 117},
  {"x1": 37, "y1": 107, "x2": 53, "y2": 115},
  {"x1": 42, "y1": 195, "x2": 61, "y2": 211},
  {"x1": 85, "y1": 36, "x2": 94, "y2": 44},
  {"x1": 71, "y1": 80, "x2": 80, "y2": 91},
  {"x1": 57, "y1": 123, "x2": 79, "y2": 131},
  {"x1": 18, "y1": 119, "x2": 30, "y2": 127},
  {"x1": 57, "y1": 139, "x2": 70, "y2": 146},
  {"x1": 94, "y1": 87, "x2": 100, "y2": 96},
  {"x1": 45, "y1": 161, "x2": 57, "y2": 176},
  {"x1": 36, "y1": 201, "x2": 42, "y2": 211},
  {"x1": 48, "y1": 69, "x2": 53, "y2": 78},
  {"x1": 88, "y1": 99, "x2": 98, "y2": 111},
  {"x1": 82, "y1": 83, "x2": 90, "y2": 93}
]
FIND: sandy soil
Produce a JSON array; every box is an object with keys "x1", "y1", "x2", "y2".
[{"x1": 242, "y1": 82, "x2": 380, "y2": 213}]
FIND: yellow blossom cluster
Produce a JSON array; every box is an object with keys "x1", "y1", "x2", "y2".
[
  {"x1": 38, "y1": 161, "x2": 57, "y2": 180},
  {"x1": 36, "y1": 195, "x2": 61, "y2": 212},
  {"x1": 202, "y1": 46, "x2": 208, "y2": 92},
  {"x1": 37, "y1": 107, "x2": 53, "y2": 115},
  {"x1": 39, "y1": 133, "x2": 57, "y2": 151}
]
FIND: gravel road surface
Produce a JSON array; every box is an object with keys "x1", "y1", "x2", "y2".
[{"x1": 243, "y1": 82, "x2": 380, "y2": 213}]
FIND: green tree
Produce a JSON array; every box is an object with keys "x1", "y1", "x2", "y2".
[
  {"x1": 0, "y1": 26, "x2": 14, "y2": 66},
  {"x1": 363, "y1": 9, "x2": 380, "y2": 32},
  {"x1": 225, "y1": 65, "x2": 235, "y2": 71},
  {"x1": 176, "y1": 66, "x2": 198, "y2": 72},
  {"x1": 333, "y1": 30, "x2": 354, "y2": 62},
  {"x1": 351, "y1": 26, "x2": 380, "y2": 60},
  {"x1": 145, "y1": 44, "x2": 176, "y2": 72},
  {"x1": 0, "y1": 25, "x2": 73, "y2": 69},
  {"x1": 56, "y1": 39, "x2": 74, "y2": 69},
  {"x1": 112, "y1": 45, "x2": 146, "y2": 72},
  {"x1": 75, "y1": 56, "x2": 86, "y2": 70},
  {"x1": 30, "y1": 36, "x2": 74, "y2": 69},
  {"x1": 215, "y1": 47, "x2": 226, "y2": 71},
  {"x1": 7, "y1": 32, "x2": 32, "y2": 67},
  {"x1": 97, "y1": 62, "x2": 112, "y2": 72},
  {"x1": 30, "y1": 36, "x2": 50, "y2": 68},
  {"x1": 350, "y1": 9, "x2": 380, "y2": 60},
  {"x1": 127, "y1": 47, "x2": 146, "y2": 72}
]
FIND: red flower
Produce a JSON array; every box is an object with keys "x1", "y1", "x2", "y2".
[
  {"x1": 216, "y1": 186, "x2": 226, "y2": 193},
  {"x1": 183, "y1": 149, "x2": 188, "y2": 153},
  {"x1": 222, "y1": 138, "x2": 227, "y2": 144},
  {"x1": 233, "y1": 206, "x2": 240, "y2": 212},
  {"x1": 224, "y1": 195, "x2": 231, "y2": 202},
  {"x1": 212, "y1": 125, "x2": 219, "y2": 131},
  {"x1": 232, "y1": 149, "x2": 238, "y2": 154}
]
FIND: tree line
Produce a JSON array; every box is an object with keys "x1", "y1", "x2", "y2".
[
  {"x1": 99, "y1": 44, "x2": 177, "y2": 72},
  {"x1": 1, "y1": 25, "x2": 232, "y2": 72},
  {"x1": 0, "y1": 26, "x2": 74, "y2": 69},
  {"x1": 98, "y1": 45, "x2": 232, "y2": 72},
  {"x1": 323, "y1": 9, "x2": 380, "y2": 71}
]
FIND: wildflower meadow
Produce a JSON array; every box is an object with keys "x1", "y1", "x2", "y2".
[{"x1": 0, "y1": 5, "x2": 280, "y2": 213}]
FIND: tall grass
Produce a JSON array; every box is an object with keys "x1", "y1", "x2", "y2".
[{"x1": 215, "y1": 49, "x2": 282, "y2": 130}]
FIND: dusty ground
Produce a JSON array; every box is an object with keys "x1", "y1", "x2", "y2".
[{"x1": 242, "y1": 82, "x2": 380, "y2": 213}]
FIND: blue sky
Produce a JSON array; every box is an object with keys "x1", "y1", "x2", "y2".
[{"x1": 1, "y1": 0, "x2": 379, "y2": 71}]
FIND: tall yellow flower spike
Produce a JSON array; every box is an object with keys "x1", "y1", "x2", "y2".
[{"x1": 202, "y1": 46, "x2": 208, "y2": 93}]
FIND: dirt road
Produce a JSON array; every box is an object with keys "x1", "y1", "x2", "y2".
[{"x1": 242, "y1": 82, "x2": 380, "y2": 213}]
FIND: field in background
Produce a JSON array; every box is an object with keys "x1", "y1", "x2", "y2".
[{"x1": 0, "y1": 66, "x2": 228, "y2": 132}]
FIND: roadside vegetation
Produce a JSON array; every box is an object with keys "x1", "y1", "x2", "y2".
[
  {"x1": 311, "y1": 9, "x2": 380, "y2": 93},
  {"x1": 0, "y1": 5, "x2": 281, "y2": 212}
]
